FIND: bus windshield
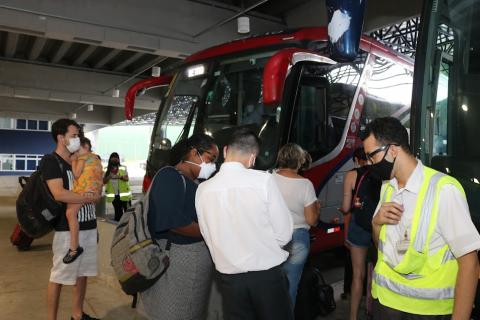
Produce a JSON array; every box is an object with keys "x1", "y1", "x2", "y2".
[
  {"x1": 150, "y1": 47, "x2": 367, "y2": 170},
  {"x1": 151, "y1": 51, "x2": 281, "y2": 169}
]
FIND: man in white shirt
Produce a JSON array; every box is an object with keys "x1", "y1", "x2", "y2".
[
  {"x1": 195, "y1": 128, "x2": 294, "y2": 320},
  {"x1": 364, "y1": 117, "x2": 480, "y2": 319}
]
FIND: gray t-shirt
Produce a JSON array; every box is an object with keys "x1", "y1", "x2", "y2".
[{"x1": 272, "y1": 172, "x2": 317, "y2": 230}]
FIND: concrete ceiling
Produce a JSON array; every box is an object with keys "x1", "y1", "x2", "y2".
[{"x1": 0, "y1": 0, "x2": 422, "y2": 128}]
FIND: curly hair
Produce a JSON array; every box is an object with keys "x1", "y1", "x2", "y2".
[{"x1": 276, "y1": 143, "x2": 311, "y2": 171}]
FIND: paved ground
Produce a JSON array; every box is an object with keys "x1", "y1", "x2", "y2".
[
  {"x1": 0, "y1": 197, "x2": 146, "y2": 320},
  {"x1": 1, "y1": 195, "x2": 370, "y2": 319}
]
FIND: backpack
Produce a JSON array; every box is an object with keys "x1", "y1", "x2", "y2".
[
  {"x1": 16, "y1": 154, "x2": 64, "y2": 238},
  {"x1": 110, "y1": 167, "x2": 186, "y2": 296},
  {"x1": 295, "y1": 265, "x2": 336, "y2": 319},
  {"x1": 352, "y1": 166, "x2": 382, "y2": 232}
]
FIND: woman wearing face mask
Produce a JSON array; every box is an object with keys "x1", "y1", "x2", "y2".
[
  {"x1": 340, "y1": 147, "x2": 381, "y2": 320},
  {"x1": 140, "y1": 133, "x2": 219, "y2": 320},
  {"x1": 103, "y1": 152, "x2": 132, "y2": 221}
]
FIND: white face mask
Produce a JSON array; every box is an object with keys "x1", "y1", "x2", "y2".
[
  {"x1": 186, "y1": 153, "x2": 217, "y2": 180},
  {"x1": 66, "y1": 137, "x2": 81, "y2": 153}
]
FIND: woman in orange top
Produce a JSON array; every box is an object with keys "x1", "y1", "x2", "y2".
[{"x1": 64, "y1": 137, "x2": 103, "y2": 264}]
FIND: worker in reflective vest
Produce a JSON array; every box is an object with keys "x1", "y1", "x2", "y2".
[
  {"x1": 104, "y1": 152, "x2": 132, "y2": 221},
  {"x1": 362, "y1": 117, "x2": 480, "y2": 319}
]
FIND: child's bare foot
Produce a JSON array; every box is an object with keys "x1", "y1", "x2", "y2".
[{"x1": 63, "y1": 246, "x2": 84, "y2": 264}]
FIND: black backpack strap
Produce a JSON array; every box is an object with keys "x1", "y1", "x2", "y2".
[
  {"x1": 39, "y1": 153, "x2": 65, "y2": 174},
  {"x1": 51, "y1": 153, "x2": 64, "y2": 173},
  {"x1": 131, "y1": 293, "x2": 138, "y2": 308}
]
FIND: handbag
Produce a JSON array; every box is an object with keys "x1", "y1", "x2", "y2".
[
  {"x1": 312, "y1": 268, "x2": 336, "y2": 316},
  {"x1": 295, "y1": 266, "x2": 336, "y2": 319}
]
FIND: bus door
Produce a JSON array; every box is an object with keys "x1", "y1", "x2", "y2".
[
  {"x1": 413, "y1": 0, "x2": 480, "y2": 228},
  {"x1": 285, "y1": 61, "x2": 365, "y2": 227}
]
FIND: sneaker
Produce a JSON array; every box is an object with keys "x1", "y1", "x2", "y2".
[
  {"x1": 70, "y1": 313, "x2": 100, "y2": 320},
  {"x1": 81, "y1": 313, "x2": 100, "y2": 320},
  {"x1": 63, "y1": 246, "x2": 84, "y2": 264}
]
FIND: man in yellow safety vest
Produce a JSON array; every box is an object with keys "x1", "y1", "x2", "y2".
[{"x1": 362, "y1": 117, "x2": 480, "y2": 319}]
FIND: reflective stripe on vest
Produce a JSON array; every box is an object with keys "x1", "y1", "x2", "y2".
[
  {"x1": 373, "y1": 273, "x2": 454, "y2": 300},
  {"x1": 105, "y1": 167, "x2": 132, "y2": 202},
  {"x1": 413, "y1": 173, "x2": 445, "y2": 253},
  {"x1": 441, "y1": 249, "x2": 456, "y2": 265}
]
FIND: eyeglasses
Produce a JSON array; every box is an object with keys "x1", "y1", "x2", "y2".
[
  {"x1": 365, "y1": 144, "x2": 399, "y2": 163},
  {"x1": 202, "y1": 150, "x2": 218, "y2": 163}
]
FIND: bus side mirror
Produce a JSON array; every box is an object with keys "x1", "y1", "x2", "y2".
[
  {"x1": 325, "y1": 0, "x2": 366, "y2": 62},
  {"x1": 263, "y1": 48, "x2": 336, "y2": 106},
  {"x1": 125, "y1": 75, "x2": 173, "y2": 120}
]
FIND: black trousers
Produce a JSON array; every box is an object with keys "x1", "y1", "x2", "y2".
[
  {"x1": 372, "y1": 299, "x2": 451, "y2": 320},
  {"x1": 112, "y1": 195, "x2": 128, "y2": 221},
  {"x1": 217, "y1": 265, "x2": 293, "y2": 320}
]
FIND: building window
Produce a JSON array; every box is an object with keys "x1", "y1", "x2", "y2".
[
  {"x1": 16, "y1": 158, "x2": 25, "y2": 171},
  {"x1": 16, "y1": 119, "x2": 27, "y2": 130},
  {"x1": 0, "y1": 118, "x2": 13, "y2": 129},
  {"x1": 28, "y1": 120, "x2": 38, "y2": 130},
  {"x1": 0, "y1": 154, "x2": 43, "y2": 172},
  {"x1": 4, "y1": 119, "x2": 51, "y2": 132},
  {"x1": 39, "y1": 121, "x2": 49, "y2": 131},
  {"x1": 0, "y1": 155, "x2": 14, "y2": 171}
]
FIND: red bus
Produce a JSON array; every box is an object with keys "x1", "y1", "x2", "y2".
[{"x1": 125, "y1": 26, "x2": 414, "y2": 254}]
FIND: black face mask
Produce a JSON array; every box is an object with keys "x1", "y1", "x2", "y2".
[
  {"x1": 110, "y1": 161, "x2": 119, "y2": 166},
  {"x1": 369, "y1": 153, "x2": 395, "y2": 181}
]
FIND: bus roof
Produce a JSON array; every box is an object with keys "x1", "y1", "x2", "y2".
[{"x1": 185, "y1": 26, "x2": 413, "y2": 69}]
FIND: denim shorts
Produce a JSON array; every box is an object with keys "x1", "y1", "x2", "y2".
[{"x1": 346, "y1": 216, "x2": 372, "y2": 248}]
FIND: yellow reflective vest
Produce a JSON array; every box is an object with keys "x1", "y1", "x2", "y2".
[
  {"x1": 372, "y1": 166, "x2": 465, "y2": 315},
  {"x1": 105, "y1": 166, "x2": 133, "y2": 202}
]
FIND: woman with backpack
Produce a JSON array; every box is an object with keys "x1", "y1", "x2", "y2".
[
  {"x1": 140, "y1": 134, "x2": 219, "y2": 320},
  {"x1": 340, "y1": 147, "x2": 381, "y2": 320}
]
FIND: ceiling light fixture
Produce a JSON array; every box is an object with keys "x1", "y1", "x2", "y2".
[
  {"x1": 237, "y1": 16, "x2": 250, "y2": 34},
  {"x1": 151, "y1": 66, "x2": 161, "y2": 77}
]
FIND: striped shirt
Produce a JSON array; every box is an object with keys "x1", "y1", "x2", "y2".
[{"x1": 43, "y1": 153, "x2": 97, "y2": 231}]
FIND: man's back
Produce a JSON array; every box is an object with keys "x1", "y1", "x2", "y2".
[{"x1": 196, "y1": 162, "x2": 293, "y2": 274}]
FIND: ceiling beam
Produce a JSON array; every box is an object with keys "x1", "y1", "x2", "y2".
[
  {"x1": 0, "y1": 83, "x2": 159, "y2": 110},
  {"x1": 51, "y1": 41, "x2": 72, "y2": 64},
  {"x1": 113, "y1": 52, "x2": 144, "y2": 72},
  {"x1": 132, "y1": 56, "x2": 169, "y2": 75},
  {"x1": 28, "y1": 37, "x2": 47, "y2": 60},
  {"x1": 5, "y1": 33, "x2": 19, "y2": 58},
  {"x1": 94, "y1": 49, "x2": 121, "y2": 69},
  {"x1": 73, "y1": 45, "x2": 96, "y2": 66}
]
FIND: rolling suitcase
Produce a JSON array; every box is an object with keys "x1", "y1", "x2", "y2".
[{"x1": 10, "y1": 223, "x2": 33, "y2": 251}]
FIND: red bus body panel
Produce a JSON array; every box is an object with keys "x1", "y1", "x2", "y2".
[
  {"x1": 131, "y1": 26, "x2": 414, "y2": 255},
  {"x1": 124, "y1": 75, "x2": 173, "y2": 120}
]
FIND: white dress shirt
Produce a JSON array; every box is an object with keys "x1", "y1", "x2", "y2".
[
  {"x1": 195, "y1": 162, "x2": 293, "y2": 274},
  {"x1": 374, "y1": 160, "x2": 480, "y2": 266}
]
